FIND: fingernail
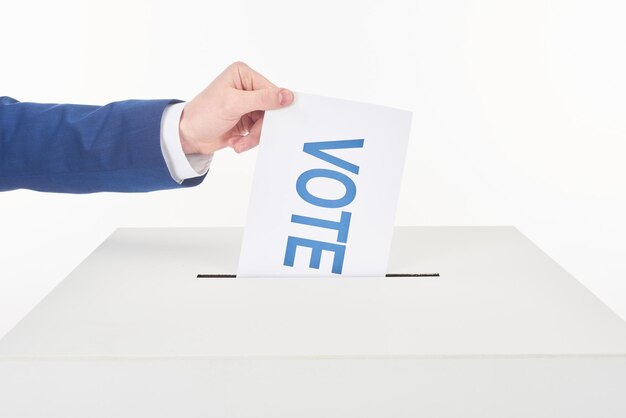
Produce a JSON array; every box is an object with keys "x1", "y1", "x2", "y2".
[{"x1": 278, "y1": 89, "x2": 294, "y2": 106}]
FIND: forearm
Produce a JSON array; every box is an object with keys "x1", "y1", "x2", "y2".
[{"x1": 0, "y1": 96, "x2": 202, "y2": 193}]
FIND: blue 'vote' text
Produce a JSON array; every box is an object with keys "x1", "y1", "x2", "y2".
[{"x1": 283, "y1": 139, "x2": 364, "y2": 274}]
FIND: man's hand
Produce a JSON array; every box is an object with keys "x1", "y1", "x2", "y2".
[{"x1": 179, "y1": 62, "x2": 294, "y2": 155}]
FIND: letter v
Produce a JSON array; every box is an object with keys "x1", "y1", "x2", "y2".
[{"x1": 303, "y1": 139, "x2": 364, "y2": 175}]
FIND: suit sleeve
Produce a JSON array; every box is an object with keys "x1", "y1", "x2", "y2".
[{"x1": 0, "y1": 96, "x2": 206, "y2": 193}]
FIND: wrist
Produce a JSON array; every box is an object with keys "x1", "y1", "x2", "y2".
[{"x1": 178, "y1": 108, "x2": 200, "y2": 155}]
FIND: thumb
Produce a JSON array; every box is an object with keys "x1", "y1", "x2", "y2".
[{"x1": 233, "y1": 88, "x2": 294, "y2": 115}]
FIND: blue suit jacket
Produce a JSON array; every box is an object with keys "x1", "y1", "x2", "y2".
[{"x1": 0, "y1": 96, "x2": 205, "y2": 193}]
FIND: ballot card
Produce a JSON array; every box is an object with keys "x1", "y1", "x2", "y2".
[{"x1": 237, "y1": 92, "x2": 412, "y2": 278}]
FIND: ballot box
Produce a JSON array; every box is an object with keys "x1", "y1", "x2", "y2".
[{"x1": 1, "y1": 227, "x2": 625, "y2": 417}]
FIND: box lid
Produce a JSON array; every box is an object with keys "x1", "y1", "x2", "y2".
[{"x1": 1, "y1": 227, "x2": 625, "y2": 359}]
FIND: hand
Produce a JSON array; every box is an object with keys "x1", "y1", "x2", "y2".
[{"x1": 179, "y1": 62, "x2": 294, "y2": 155}]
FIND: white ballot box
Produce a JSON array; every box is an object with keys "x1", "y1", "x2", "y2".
[{"x1": 1, "y1": 227, "x2": 625, "y2": 417}]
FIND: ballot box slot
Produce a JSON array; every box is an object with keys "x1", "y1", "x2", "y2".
[
  {"x1": 196, "y1": 273, "x2": 439, "y2": 279},
  {"x1": 385, "y1": 273, "x2": 440, "y2": 277},
  {"x1": 196, "y1": 274, "x2": 237, "y2": 278}
]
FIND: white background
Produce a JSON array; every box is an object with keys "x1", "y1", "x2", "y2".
[{"x1": 0, "y1": 0, "x2": 624, "y2": 339}]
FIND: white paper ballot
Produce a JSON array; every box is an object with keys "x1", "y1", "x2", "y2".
[{"x1": 237, "y1": 93, "x2": 412, "y2": 278}]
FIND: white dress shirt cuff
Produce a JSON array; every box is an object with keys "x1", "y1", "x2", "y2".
[{"x1": 160, "y1": 102, "x2": 213, "y2": 184}]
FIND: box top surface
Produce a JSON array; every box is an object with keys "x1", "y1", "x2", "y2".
[{"x1": 1, "y1": 226, "x2": 625, "y2": 359}]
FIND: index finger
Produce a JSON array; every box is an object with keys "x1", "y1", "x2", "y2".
[{"x1": 227, "y1": 61, "x2": 277, "y2": 91}]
